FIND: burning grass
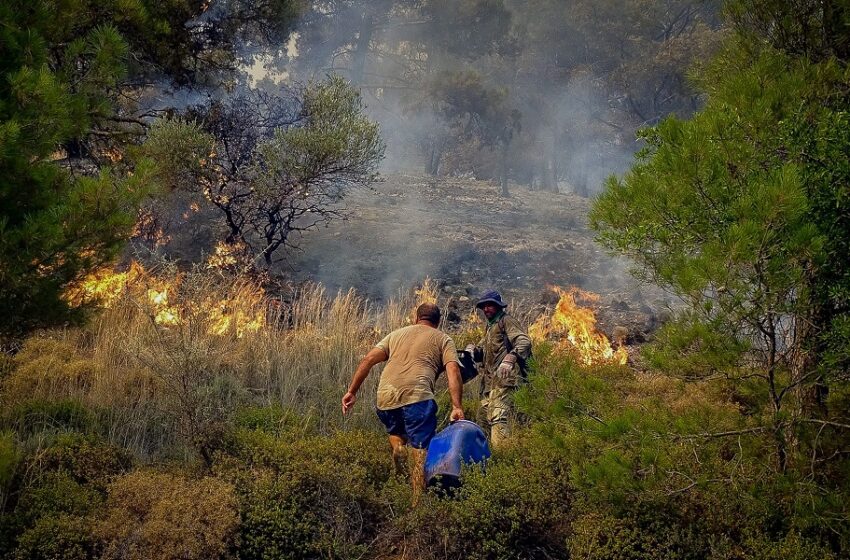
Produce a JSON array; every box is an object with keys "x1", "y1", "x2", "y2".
[
  {"x1": 530, "y1": 286, "x2": 628, "y2": 366},
  {"x1": 64, "y1": 259, "x2": 265, "y2": 337},
  {"x1": 8, "y1": 265, "x2": 458, "y2": 458},
  {"x1": 18, "y1": 263, "x2": 636, "y2": 461}
]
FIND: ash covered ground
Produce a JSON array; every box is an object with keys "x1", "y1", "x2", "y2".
[{"x1": 287, "y1": 174, "x2": 676, "y2": 342}]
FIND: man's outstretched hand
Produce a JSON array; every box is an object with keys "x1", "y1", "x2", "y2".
[
  {"x1": 450, "y1": 406, "x2": 465, "y2": 422},
  {"x1": 342, "y1": 391, "x2": 357, "y2": 415}
]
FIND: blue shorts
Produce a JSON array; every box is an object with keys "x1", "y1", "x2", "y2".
[{"x1": 376, "y1": 399, "x2": 438, "y2": 449}]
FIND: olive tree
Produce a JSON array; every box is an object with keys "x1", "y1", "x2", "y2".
[{"x1": 144, "y1": 76, "x2": 385, "y2": 267}]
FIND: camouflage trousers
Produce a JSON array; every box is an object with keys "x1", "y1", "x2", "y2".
[{"x1": 479, "y1": 386, "x2": 517, "y2": 449}]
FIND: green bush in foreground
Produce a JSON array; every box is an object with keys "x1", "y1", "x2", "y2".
[
  {"x1": 0, "y1": 310, "x2": 846, "y2": 559},
  {"x1": 391, "y1": 436, "x2": 573, "y2": 560},
  {"x1": 13, "y1": 514, "x2": 98, "y2": 560},
  {"x1": 216, "y1": 427, "x2": 392, "y2": 560}
]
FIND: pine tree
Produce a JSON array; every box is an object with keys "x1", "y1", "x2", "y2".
[{"x1": 590, "y1": 24, "x2": 850, "y2": 470}]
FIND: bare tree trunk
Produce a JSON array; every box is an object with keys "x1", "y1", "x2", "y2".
[
  {"x1": 574, "y1": 167, "x2": 589, "y2": 197},
  {"x1": 427, "y1": 135, "x2": 443, "y2": 176},
  {"x1": 541, "y1": 156, "x2": 556, "y2": 191},
  {"x1": 500, "y1": 142, "x2": 510, "y2": 197},
  {"x1": 350, "y1": 13, "x2": 374, "y2": 86},
  {"x1": 791, "y1": 303, "x2": 828, "y2": 418},
  {"x1": 540, "y1": 128, "x2": 558, "y2": 192},
  {"x1": 765, "y1": 315, "x2": 790, "y2": 473}
]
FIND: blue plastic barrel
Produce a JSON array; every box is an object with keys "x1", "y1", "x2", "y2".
[{"x1": 425, "y1": 420, "x2": 491, "y2": 490}]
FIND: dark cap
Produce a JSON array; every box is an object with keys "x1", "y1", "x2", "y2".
[{"x1": 475, "y1": 290, "x2": 507, "y2": 310}]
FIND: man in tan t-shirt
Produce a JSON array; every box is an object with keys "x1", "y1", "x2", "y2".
[{"x1": 342, "y1": 302, "x2": 464, "y2": 500}]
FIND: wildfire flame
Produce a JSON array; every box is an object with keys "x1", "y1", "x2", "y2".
[
  {"x1": 63, "y1": 261, "x2": 145, "y2": 307},
  {"x1": 63, "y1": 261, "x2": 265, "y2": 337},
  {"x1": 414, "y1": 278, "x2": 438, "y2": 305},
  {"x1": 206, "y1": 241, "x2": 244, "y2": 270},
  {"x1": 530, "y1": 286, "x2": 628, "y2": 366},
  {"x1": 132, "y1": 210, "x2": 170, "y2": 247}
]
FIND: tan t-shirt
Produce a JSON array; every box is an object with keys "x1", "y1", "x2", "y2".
[{"x1": 374, "y1": 324, "x2": 458, "y2": 410}]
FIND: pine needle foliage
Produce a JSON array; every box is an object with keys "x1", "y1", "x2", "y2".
[{"x1": 590, "y1": 14, "x2": 850, "y2": 472}]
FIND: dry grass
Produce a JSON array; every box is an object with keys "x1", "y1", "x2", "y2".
[{"x1": 1, "y1": 268, "x2": 489, "y2": 458}]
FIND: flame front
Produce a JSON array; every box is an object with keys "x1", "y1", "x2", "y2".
[
  {"x1": 206, "y1": 241, "x2": 244, "y2": 270},
  {"x1": 530, "y1": 286, "x2": 628, "y2": 366},
  {"x1": 63, "y1": 261, "x2": 264, "y2": 337}
]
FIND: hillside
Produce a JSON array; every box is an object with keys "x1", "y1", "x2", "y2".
[{"x1": 288, "y1": 173, "x2": 670, "y2": 340}]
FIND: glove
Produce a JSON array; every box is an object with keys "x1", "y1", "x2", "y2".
[
  {"x1": 465, "y1": 344, "x2": 483, "y2": 363},
  {"x1": 496, "y1": 353, "x2": 517, "y2": 380}
]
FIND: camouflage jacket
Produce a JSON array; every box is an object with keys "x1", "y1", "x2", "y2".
[{"x1": 478, "y1": 312, "x2": 532, "y2": 388}]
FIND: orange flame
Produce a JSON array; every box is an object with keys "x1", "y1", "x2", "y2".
[
  {"x1": 63, "y1": 261, "x2": 264, "y2": 337},
  {"x1": 206, "y1": 241, "x2": 245, "y2": 270},
  {"x1": 414, "y1": 278, "x2": 438, "y2": 305},
  {"x1": 63, "y1": 261, "x2": 146, "y2": 307},
  {"x1": 530, "y1": 286, "x2": 628, "y2": 366}
]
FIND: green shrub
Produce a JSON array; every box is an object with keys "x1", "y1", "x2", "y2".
[
  {"x1": 217, "y1": 428, "x2": 391, "y2": 559},
  {"x1": 569, "y1": 511, "x2": 675, "y2": 560},
  {"x1": 743, "y1": 530, "x2": 838, "y2": 560},
  {"x1": 2, "y1": 461, "x2": 107, "y2": 556},
  {"x1": 13, "y1": 514, "x2": 97, "y2": 560},
  {"x1": 233, "y1": 403, "x2": 309, "y2": 435},
  {"x1": 0, "y1": 430, "x2": 18, "y2": 492},
  {"x1": 389, "y1": 433, "x2": 573, "y2": 560},
  {"x1": 507, "y1": 346, "x2": 850, "y2": 558},
  {"x1": 31, "y1": 433, "x2": 131, "y2": 489},
  {"x1": 567, "y1": 500, "x2": 740, "y2": 560},
  {"x1": 6, "y1": 398, "x2": 95, "y2": 437},
  {"x1": 15, "y1": 472, "x2": 102, "y2": 525}
]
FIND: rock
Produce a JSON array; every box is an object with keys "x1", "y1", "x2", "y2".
[{"x1": 613, "y1": 300, "x2": 630, "y2": 311}]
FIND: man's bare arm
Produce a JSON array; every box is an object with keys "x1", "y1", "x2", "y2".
[
  {"x1": 445, "y1": 361, "x2": 465, "y2": 421},
  {"x1": 342, "y1": 347, "x2": 388, "y2": 415}
]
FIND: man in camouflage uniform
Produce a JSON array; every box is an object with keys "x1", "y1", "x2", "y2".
[{"x1": 468, "y1": 290, "x2": 531, "y2": 449}]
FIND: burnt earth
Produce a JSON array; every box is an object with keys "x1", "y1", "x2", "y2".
[{"x1": 286, "y1": 173, "x2": 676, "y2": 341}]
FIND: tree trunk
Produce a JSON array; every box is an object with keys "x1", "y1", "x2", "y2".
[
  {"x1": 500, "y1": 142, "x2": 510, "y2": 197},
  {"x1": 540, "y1": 128, "x2": 558, "y2": 192},
  {"x1": 791, "y1": 300, "x2": 828, "y2": 418},
  {"x1": 574, "y1": 167, "x2": 589, "y2": 197},
  {"x1": 822, "y1": 1, "x2": 849, "y2": 60},
  {"x1": 427, "y1": 135, "x2": 443, "y2": 176},
  {"x1": 350, "y1": 13, "x2": 374, "y2": 86}
]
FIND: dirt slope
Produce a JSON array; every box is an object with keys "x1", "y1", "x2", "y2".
[{"x1": 287, "y1": 173, "x2": 672, "y2": 339}]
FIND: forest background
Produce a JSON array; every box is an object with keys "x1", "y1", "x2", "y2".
[{"x1": 0, "y1": 0, "x2": 848, "y2": 558}]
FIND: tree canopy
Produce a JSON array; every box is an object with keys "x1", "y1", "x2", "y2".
[
  {"x1": 0, "y1": 0, "x2": 303, "y2": 337},
  {"x1": 591, "y1": 0, "x2": 850, "y2": 471}
]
